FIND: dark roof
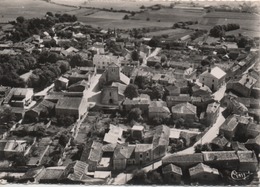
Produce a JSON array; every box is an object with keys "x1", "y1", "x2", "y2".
[
  {"x1": 162, "y1": 164, "x2": 182, "y2": 175},
  {"x1": 202, "y1": 151, "x2": 238, "y2": 162},
  {"x1": 211, "y1": 136, "x2": 229, "y2": 147},
  {"x1": 189, "y1": 163, "x2": 219, "y2": 176},
  {"x1": 56, "y1": 97, "x2": 85, "y2": 110},
  {"x1": 171, "y1": 102, "x2": 197, "y2": 115},
  {"x1": 20, "y1": 166, "x2": 45, "y2": 181},
  {"x1": 231, "y1": 141, "x2": 248, "y2": 151},
  {"x1": 152, "y1": 125, "x2": 170, "y2": 148},
  {"x1": 162, "y1": 153, "x2": 203, "y2": 165},
  {"x1": 237, "y1": 151, "x2": 257, "y2": 163},
  {"x1": 62, "y1": 161, "x2": 90, "y2": 182},
  {"x1": 113, "y1": 144, "x2": 135, "y2": 159}
]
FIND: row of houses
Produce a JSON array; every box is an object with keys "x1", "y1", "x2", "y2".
[{"x1": 162, "y1": 150, "x2": 258, "y2": 183}]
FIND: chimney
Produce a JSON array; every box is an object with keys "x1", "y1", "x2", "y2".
[
  {"x1": 208, "y1": 67, "x2": 211, "y2": 73},
  {"x1": 202, "y1": 83, "x2": 204, "y2": 87}
]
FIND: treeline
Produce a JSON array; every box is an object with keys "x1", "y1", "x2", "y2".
[
  {"x1": 9, "y1": 13, "x2": 78, "y2": 42},
  {"x1": 0, "y1": 54, "x2": 36, "y2": 87},
  {"x1": 210, "y1": 23, "x2": 240, "y2": 37},
  {"x1": 27, "y1": 51, "x2": 70, "y2": 90}
]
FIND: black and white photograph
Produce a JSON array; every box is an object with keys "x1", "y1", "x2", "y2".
[{"x1": 0, "y1": 0, "x2": 259, "y2": 186}]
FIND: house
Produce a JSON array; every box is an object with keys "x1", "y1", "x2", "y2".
[
  {"x1": 68, "y1": 80, "x2": 89, "y2": 92},
  {"x1": 121, "y1": 66, "x2": 135, "y2": 78},
  {"x1": 131, "y1": 125, "x2": 145, "y2": 141},
  {"x1": 192, "y1": 84, "x2": 212, "y2": 97},
  {"x1": 39, "y1": 166, "x2": 65, "y2": 184},
  {"x1": 165, "y1": 85, "x2": 180, "y2": 96},
  {"x1": 171, "y1": 102, "x2": 197, "y2": 122},
  {"x1": 134, "y1": 144, "x2": 153, "y2": 165},
  {"x1": 222, "y1": 94, "x2": 248, "y2": 115},
  {"x1": 237, "y1": 151, "x2": 258, "y2": 172},
  {"x1": 162, "y1": 164, "x2": 182, "y2": 184},
  {"x1": 24, "y1": 100, "x2": 55, "y2": 121},
  {"x1": 199, "y1": 67, "x2": 226, "y2": 92},
  {"x1": 66, "y1": 67, "x2": 96, "y2": 86},
  {"x1": 211, "y1": 136, "x2": 229, "y2": 150},
  {"x1": 0, "y1": 140, "x2": 27, "y2": 158},
  {"x1": 80, "y1": 141, "x2": 103, "y2": 172},
  {"x1": 147, "y1": 56, "x2": 161, "y2": 66},
  {"x1": 103, "y1": 124, "x2": 124, "y2": 144},
  {"x1": 151, "y1": 73, "x2": 175, "y2": 86},
  {"x1": 189, "y1": 163, "x2": 219, "y2": 182},
  {"x1": 93, "y1": 54, "x2": 120, "y2": 70},
  {"x1": 55, "y1": 97, "x2": 88, "y2": 119},
  {"x1": 245, "y1": 135, "x2": 260, "y2": 154},
  {"x1": 4, "y1": 88, "x2": 34, "y2": 108},
  {"x1": 113, "y1": 143, "x2": 135, "y2": 170},
  {"x1": 202, "y1": 151, "x2": 239, "y2": 170},
  {"x1": 227, "y1": 74, "x2": 257, "y2": 97},
  {"x1": 205, "y1": 102, "x2": 220, "y2": 125},
  {"x1": 162, "y1": 153, "x2": 204, "y2": 170},
  {"x1": 54, "y1": 77, "x2": 69, "y2": 91},
  {"x1": 122, "y1": 94, "x2": 151, "y2": 113},
  {"x1": 152, "y1": 125, "x2": 170, "y2": 160},
  {"x1": 148, "y1": 101, "x2": 171, "y2": 120},
  {"x1": 166, "y1": 95, "x2": 191, "y2": 108},
  {"x1": 59, "y1": 161, "x2": 90, "y2": 183}
]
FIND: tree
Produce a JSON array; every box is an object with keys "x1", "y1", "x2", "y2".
[
  {"x1": 131, "y1": 169, "x2": 147, "y2": 184},
  {"x1": 151, "y1": 84, "x2": 164, "y2": 100},
  {"x1": 148, "y1": 37, "x2": 160, "y2": 48},
  {"x1": 151, "y1": 117, "x2": 163, "y2": 126},
  {"x1": 123, "y1": 14, "x2": 129, "y2": 20},
  {"x1": 8, "y1": 155, "x2": 29, "y2": 166},
  {"x1": 131, "y1": 50, "x2": 139, "y2": 61},
  {"x1": 56, "y1": 60, "x2": 70, "y2": 74},
  {"x1": 16, "y1": 16, "x2": 25, "y2": 24},
  {"x1": 124, "y1": 84, "x2": 139, "y2": 99},
  {"x1": 154, "y1": 62, "x2": 161, "y2": 69},
  {"x1": 57, "y1": 115, "x2": 75, "y2": 127},
  {"x1": 237, "y1": 36, "x2": 249, "y2": 48},
  {"x1": 0, "y1": 107, "x2": 16, "y2": 125},
  {"x1": 46, "y1": 12, "x2": 54, "y2": 17},
  {"x1": 147, "y1": 170, "x2": 163, "y2": 184},
  {"x1": 128, "y1": 108, "x2": 142, "y2": 122},
  {"x1": 140, "y1": 5, "x2": 145, "y2": 9},
  {"x1": 146, "y1": 17, "x2": 150, "y2": 21}
]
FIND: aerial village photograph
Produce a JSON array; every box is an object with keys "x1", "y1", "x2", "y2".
[{"x1": 0, "y1": 0, "x2": 259, "y2": 186}]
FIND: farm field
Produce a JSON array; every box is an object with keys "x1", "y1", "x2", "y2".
[
  {"x1": 145, "y1": 28, "x2": 194, "y2": 39},
  {"x1": 0, "y1": 0, "x2": 73, "y2": 23},
  {"x1": 77, "y1": 16, "x2": 172, "y2": 29},
  {"x1": 131, "y1": 8, "x2": 204, "y2": 23}
]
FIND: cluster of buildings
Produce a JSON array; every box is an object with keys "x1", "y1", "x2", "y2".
[{"x1": 0, "y1": 10, "x2": 259, "y2": 185}]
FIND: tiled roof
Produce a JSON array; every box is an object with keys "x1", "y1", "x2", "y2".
[
  {"x1": 113, "y1": 144, "x2": 135, "y2": 159},
  {"x1": 135, "y1": 144, "x2": 152, "y2": 152},
  {"x1": 189, "y1": 163, "x2": 219, "y2": 176},
  {"x1": 162, "y1": 164, "x2": 182, "y2": 175},
  {"x1": 202, "y1": 151, "x2": 238, "y2": 162},
  {"x1": 152, "y1": 125, "x2": 170, "y2": 148},
  {"x1": 171, "y1": 102, "x2": 197, "y2": 115},
  {"x1": 56, "y1": 97, "x2": 85, "y2": 110},
  {"x1": 163, "y1": 153, "x2": 203, "y2": 165}
]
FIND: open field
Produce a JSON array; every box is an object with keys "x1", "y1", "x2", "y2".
[
  {"x1": 145, "y1": 28, "x2": 194, "y2": 39},
  {"x1": 0, "y1": 0, "x2": 73, "y2": 23},
  {"x1": 132, "y1": 8, "x2": 204, "y2": 22}
]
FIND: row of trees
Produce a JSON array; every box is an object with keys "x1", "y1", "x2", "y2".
[
  {"x1": 9, "y1": 13, "x2": 78, "y2": 42},
  {"x1": 210, "y1": 23, "x2": 240, "y2": 38},
  {"x1": 0, "y1": 54, "x2": 36, "y2": 87}
]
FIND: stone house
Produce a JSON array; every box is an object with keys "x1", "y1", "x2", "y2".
[
  {"x1": 162, "y1": 164, "x2": 182, "y2": 184},
  {"x1": 226, "y1": 74, "x2": 257, "y2": 97},
  {"x1": 55, "y1": 97, "x2": 88, "y2": 119},
  {"x1": 54, "y1": 77, "x2": 69, "y2": 91},
  {"x1": 134, "y1": 144, "x2": 153, "y2": 165},
  {"x1": 166, "y1": 95, "x2": 191, "y2": 108},
  {"x1": 189, "y1": 163, "x2": 219, "y2": 182},
  {"x1": 199, "y1": 67, "x2": 226, "y2": 92},
  {"x1": 148, "y1": 101, "x2": 171, "y2": 120},
  {"x1": 113, "y1": 144, "x2": 135, "y2": 170},
  {"x1": 171, "y1": 102, "x2": 198, "y2": 122}
]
